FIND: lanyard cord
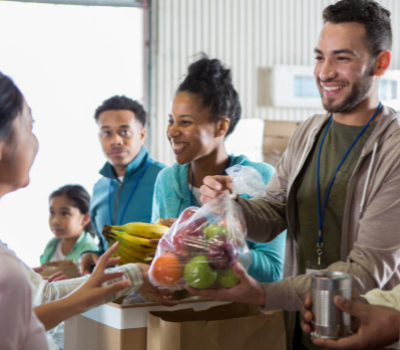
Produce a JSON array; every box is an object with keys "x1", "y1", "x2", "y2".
[
  {"x1": 190, "y1": 156, "x2": 231, "y2": 207},
  {"x1": 316, "y1": 102, "x2": 382, "y2": 252},
  {"x1": 108, "y1": 159, "x2": 151, "y2": 225}
]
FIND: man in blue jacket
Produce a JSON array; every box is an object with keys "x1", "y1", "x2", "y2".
[{"x1": 79, "y1": 96, "x2": 166, "y2": 274}]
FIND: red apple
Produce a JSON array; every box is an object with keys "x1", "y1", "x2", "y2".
[
  {"x1": 172, "y1": 227, "x2": 207, "y2": 256},
  {"x1": 179, "y1": 208, "x2": 198, "y2": 223},
  {"x1": 172, "y1": 208, "x2": 209, "y2": 256},
  {"x1": 206, "y1": 236, "x2": 238, "y2": 270},
  {"x1": 179, "y1": 208, "x2": 208, "y2": 230}
]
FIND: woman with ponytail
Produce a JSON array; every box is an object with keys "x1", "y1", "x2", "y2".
[{"x1": 152, "y1": 56, "x2": 286, "y2": 283}]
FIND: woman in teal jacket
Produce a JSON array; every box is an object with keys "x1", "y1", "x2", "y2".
[{"x1": 152, "y1": 56, "x2": 286, "y2": 283}]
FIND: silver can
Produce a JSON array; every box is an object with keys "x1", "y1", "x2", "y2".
[{"x1": 311, "y1": 271, "x2": 351, "y2": 339}]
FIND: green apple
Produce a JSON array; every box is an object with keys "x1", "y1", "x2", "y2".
[
  {"x1": 184, "y1": 255, "x2": 217, "y2": 289},
  {"x1": 203, "y1": 224, "x2": 228, "y2": 240},
  {"x1": 217, "y1": 267, "x2": 240, "y2": 288}
]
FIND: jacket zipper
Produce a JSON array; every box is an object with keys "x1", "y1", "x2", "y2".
[{"x1": 113, "y1": 180, "x2": 123, "y2": 225}]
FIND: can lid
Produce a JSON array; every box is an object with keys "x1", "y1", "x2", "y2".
[{"x1": 311, "y1": 271, "x2": 351, "y2": 290}]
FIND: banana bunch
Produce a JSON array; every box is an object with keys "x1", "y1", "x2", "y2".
[{"x1": 102, "y1": 222, "x2": 168, "y2": 265}]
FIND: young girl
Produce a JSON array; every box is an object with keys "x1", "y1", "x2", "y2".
[
  {"x1": 152, "y1": 56, "x2": 286, "y2": 283},
  {"x1": 40, "y1": 185, "x2": 98, "y2": 264}
]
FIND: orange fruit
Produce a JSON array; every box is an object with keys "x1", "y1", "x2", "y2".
[{"x1": 152, "y1": 252, "x2": 183, "y2": 287}]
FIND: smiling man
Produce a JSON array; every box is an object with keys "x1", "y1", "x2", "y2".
[
  {"x1": 78, "y1": 96, "x2": 165, "y2": 275},
  {"x1": 190, "y1": 1, "x2": 400, "y2": 349}
]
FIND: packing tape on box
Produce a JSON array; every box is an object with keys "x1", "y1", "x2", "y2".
[{"x1": 81, "y1": 300, "x2": 229, "y2": 330}]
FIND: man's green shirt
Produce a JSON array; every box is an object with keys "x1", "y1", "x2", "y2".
[{"x1": 295, "y1": 118, "x2": 376, "y2": 350}]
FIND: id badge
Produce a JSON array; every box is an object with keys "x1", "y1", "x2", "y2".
[{"x1": 306, "y1": 260, "x2": 327, "y2": 275}]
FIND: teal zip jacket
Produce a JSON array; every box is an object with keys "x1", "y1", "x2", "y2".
[
  {"x1": 151, "y1": 155, "x2": 286, "y2": 283},
  {"x1": 90, "y1": 146, "x2": 166, "y2": 255},
  {"x1": 40, "y1": 231, "x2": 98, "y2": 264}
]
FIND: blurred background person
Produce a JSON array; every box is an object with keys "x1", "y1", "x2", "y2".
[{"x1": 41, "y1": 184, "x2": 97, "y2": 264}]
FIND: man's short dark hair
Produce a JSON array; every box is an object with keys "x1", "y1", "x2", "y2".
[
  {"x1": 94, "y1": 95, "x2": 147, "y2": 127},
  {"x1": 323, "y1": 0, "x2": 392, "y2": 56}
]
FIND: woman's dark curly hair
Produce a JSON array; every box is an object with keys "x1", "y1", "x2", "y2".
[{"x1": 176, "y1": 55, "x2": 241, "y2": 137}]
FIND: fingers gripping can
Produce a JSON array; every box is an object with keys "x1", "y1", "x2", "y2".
[{"x1": 311, "y1": 271, "x2": 351, "y2": 339}]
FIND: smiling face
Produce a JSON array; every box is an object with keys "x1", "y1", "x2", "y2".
[
  {"x1": 97, "y1": 110, "x2": 146, "y2": 176},
  {"x1": 167, "y1": 92, "x2": 229, "y2": 165},
  {"x1": 314, "y1": 22, "x2": 378, "y2": 114},
  {"x1": 49, "y1": 195, "x2": 89, "y2": 240},
  {"x1": 0, "y1": 100, "x2": 39, "y2": 193}
]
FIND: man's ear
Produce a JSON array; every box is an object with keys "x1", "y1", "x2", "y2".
[
  {"x1": 215, "y1": 118, "x2": 231, "y2": 138},
  {"x1": 374, "y1": 50, "x2": 391, "y2": 77},
  {"x1": 140, "y1": 127, "x2": 147, "y2": 142}
]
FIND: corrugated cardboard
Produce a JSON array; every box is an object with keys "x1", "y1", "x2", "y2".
[
  {"x1": 40, "y1": 260, "x2": 81, "y2": 279},
  {"x1": 147, "y1": 302, "x2": 286, "y2": 350},
  {"x1": 263, "y1": 120, "x2": 300, "y2": 166},
  {"x1": 64, "y1": 297, "x2": 229, "y2": 350}
]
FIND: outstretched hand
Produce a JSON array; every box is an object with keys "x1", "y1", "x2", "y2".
[
  {"x1": 186, "y1": 263, "x2": 266, "y2": 307},
  {"x1": 69, "y1": 242, "x2": 131, "y2": 312}
]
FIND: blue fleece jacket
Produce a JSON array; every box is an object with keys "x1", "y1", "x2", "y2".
[
  {"x1": 90, "y1": 146, "x2": 166, "y2": 255},
  {"x1": 151, "y1": 155, "x2": 286, "y2": 283}
]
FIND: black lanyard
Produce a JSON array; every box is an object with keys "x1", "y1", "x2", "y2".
[{"x1": 315, "y1": 102, "x2": 382, "y2": 265}]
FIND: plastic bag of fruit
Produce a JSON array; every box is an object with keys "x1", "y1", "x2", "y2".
[{"x1": 149, "y1": 165, "x2": 266, "y2": 290}]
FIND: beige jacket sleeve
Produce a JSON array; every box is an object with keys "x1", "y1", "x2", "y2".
[{"x1": 364, "y1": 285, "x2": 400, "y2": 310}]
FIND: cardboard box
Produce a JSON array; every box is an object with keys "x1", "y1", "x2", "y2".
[
  {"x1": 40, "y1": 260, "x2": 81, "y2": 279},
  {"x1": 263, "y1": 120, "x2": 300, "y2": 166},
  {"x1": 64, "y1": 297, "x2": 229, "y2": 350}
]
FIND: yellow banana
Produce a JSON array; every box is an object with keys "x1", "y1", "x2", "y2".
[
  {"x1": 117, "y1": 246, "x2": 150, "y2": 265},
  {"x1": 110, "y1": 222, "x2": 168, "y2": 238},
  {"x1": 126, "y1": 230, "x2": 164, "y2": 239},
  {"x1": 109, "y1": 230, "x2": 157, "y2": 249},
  {"x1": 118, "y1": 244, "x2": 152, "y2": 262},
  {"x1": 125, "y1": 243, "x2": 156, "y2": 255}
]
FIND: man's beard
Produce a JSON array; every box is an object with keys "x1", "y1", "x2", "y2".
[{"x1": 319, "y1": 64, "x2": 374, "y2": 114}]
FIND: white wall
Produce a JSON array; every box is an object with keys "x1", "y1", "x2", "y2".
[
  {"x1": 0, "y1": 1, "x2": 143, "y2": 267},
  {"x1": 148, "y1": 0, "x2": 400, "y2": 165}
]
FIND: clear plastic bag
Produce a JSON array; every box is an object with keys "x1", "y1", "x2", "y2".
[{"x1": 149, "y1": 165, "x2": 266, "y2": 290}]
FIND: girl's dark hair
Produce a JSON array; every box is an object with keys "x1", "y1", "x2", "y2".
[
  {"x1": 0, "y1": 72, "x2": 24, "y2": 141},
  {"x1": 50, "y1": 185, "x2": 95, "y2": 237},
  {"x1": 177, "y1": 55, "x2": 241, "y2": 137}
]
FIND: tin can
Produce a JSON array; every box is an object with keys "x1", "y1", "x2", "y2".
[{"x1": 311, "y1": 271, "x2": 351, "y2": 339}]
